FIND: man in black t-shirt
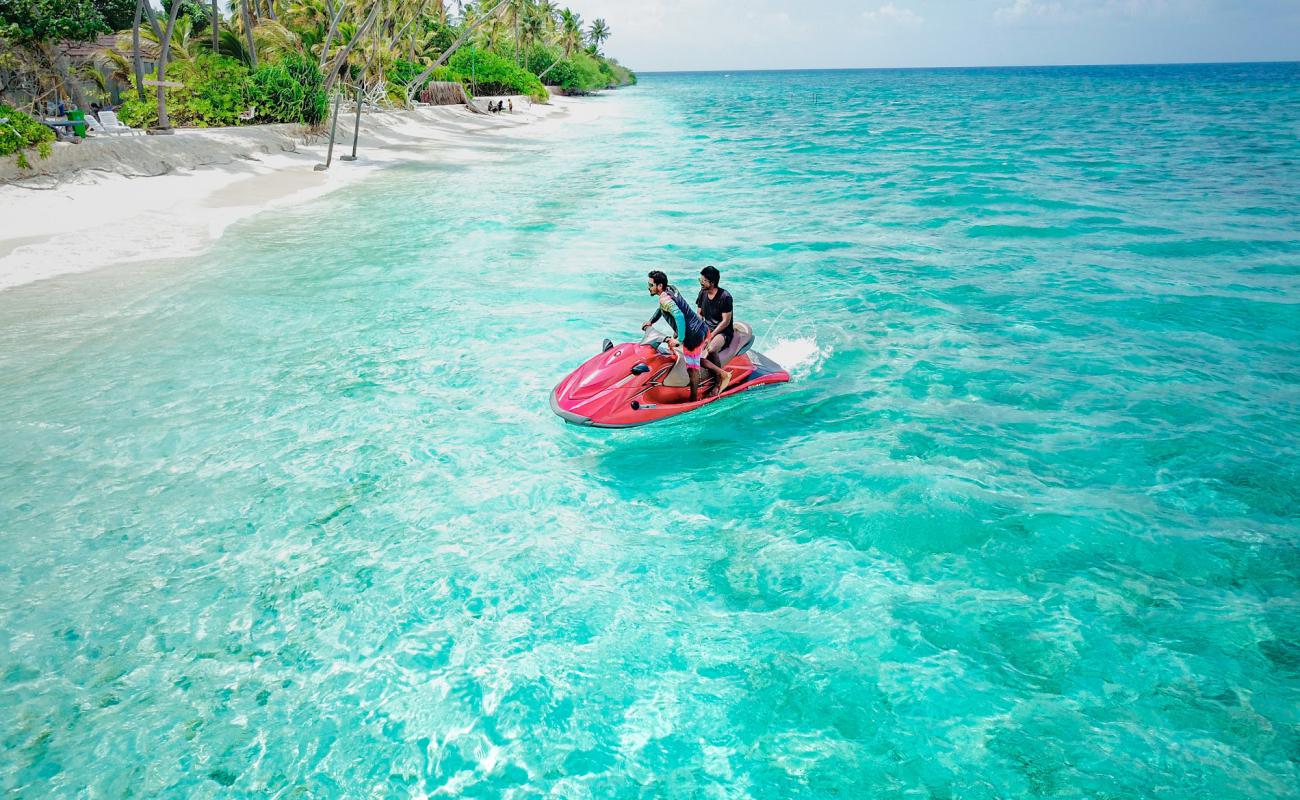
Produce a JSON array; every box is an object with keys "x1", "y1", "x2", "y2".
[{"x1": 696, "y1": 265, "x2": 735, "y2": 395}]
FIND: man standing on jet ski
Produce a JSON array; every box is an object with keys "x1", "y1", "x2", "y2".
[{"x1": 642, "y1": 270, "x2": 731, "y2": 402}]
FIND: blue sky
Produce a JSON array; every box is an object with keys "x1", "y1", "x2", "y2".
[{"x1": 578, "y1": 0, "x2": 1300, "y2": 72}]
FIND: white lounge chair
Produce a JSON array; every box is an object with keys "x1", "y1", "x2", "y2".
[
  {"x1": 84, "y1": 113, "x2": 110, "y2": 136},
  {"x1": 98, "y1": 110, "x2": 142, "y2": 136},
  {"x1": 238, "y1": 104, "x2": 257, "y2": 121}
]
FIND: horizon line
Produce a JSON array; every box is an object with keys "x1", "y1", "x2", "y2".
[{"x1": 635, "y1": 58, "x2": 1300, "y2": 75}]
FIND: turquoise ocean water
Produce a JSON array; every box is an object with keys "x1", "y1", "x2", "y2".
[{"x1": 2, "y1": 64, "x2": 1299, "y2": 797}]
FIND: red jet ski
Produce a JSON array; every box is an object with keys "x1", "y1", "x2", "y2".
[{"x1": 551, "y1": 322, "x2": 790, "y2": 428}]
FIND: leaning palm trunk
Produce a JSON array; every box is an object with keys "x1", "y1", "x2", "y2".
[
  {"x1": 239, "y1": 0, "x2": 258, "y2": 69},
  {"x1": 404, "y1": 0, "x2": 508, "y2": 105},
  {"x1": 322, "y1": 0, "x2": 381, "y2": 93},
  {"x1": 141, "y1": 1, "x2": 163, "y2": 41},
  {"x1": 319, "y1": 0, "x2": 346, "y2": 69},
  {"x1": 536, "y1": 54, "x2": 562, "y2": 81},
  {"x1": 155, "y1": 0, "x2": 184, "y2": 129},
  {"x1": 388, "y1": 0, "x2": 430, "y2": 50},
  {"x1": 132, "y1": 0, "x2": 146, "y2": 99}
]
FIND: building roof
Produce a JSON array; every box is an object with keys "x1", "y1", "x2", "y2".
[{"x1": 61, "y1": 34, "x2": 123, "y2": 61}]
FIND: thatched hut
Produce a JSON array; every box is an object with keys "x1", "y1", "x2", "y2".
[{"x1": 418, "y1": 81, "x2": 469, "y2": 106}]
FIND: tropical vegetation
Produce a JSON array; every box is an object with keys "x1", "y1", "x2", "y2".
[
  {"x1": 0, "y1": 101, "x2": 54, "y2": 167},
  {"x1": 0, "y1": 0, "x2": 635, "y2": 133}
]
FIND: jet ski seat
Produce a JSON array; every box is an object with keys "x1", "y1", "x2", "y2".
[{"x1": 716, "y1": 322, "x2": 755, "y2": 366}]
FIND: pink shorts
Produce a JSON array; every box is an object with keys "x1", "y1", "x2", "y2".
[{"x1": 683, "y1": 342, "x2": 703, "y2": 370}]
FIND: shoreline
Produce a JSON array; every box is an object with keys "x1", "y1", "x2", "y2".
[{"x1": 0, "y1": 96, "x2": 590, "y2": 292}]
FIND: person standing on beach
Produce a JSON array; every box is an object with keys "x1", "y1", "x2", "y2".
[
  {"x1": 696, "y1": 265, "x2": 734, "y2": 395},
  {"x1": 642, "y1": 271, "x2": 729, "y2": 402}
]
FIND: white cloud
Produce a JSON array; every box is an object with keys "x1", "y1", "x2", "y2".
[
  {"x1": 995, "y1": 0, "x2": 1185, "y2": 25},
  {"x1": 994, "y1": 0, "x2": 1069, "y2": 23},
  {"x1": 862, "y1": 3, "x2": 924, "y2": 28}
]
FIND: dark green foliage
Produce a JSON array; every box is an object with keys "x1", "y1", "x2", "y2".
[
  {"x1": 445, "y1": 46, "x2": 546, "y2": 101},
  {"x1": 250, "y1": 64, "x2": 304, "y2": 122},
  {"x1": 279, "y1": 53, "x2": 327, "y2": 125},
  {"x1": 117, "y1": 53, "x2": 252, "y2": 128},
  {"x1": 421, "y1": 20, "x2": 456, "y2": 52},
  {"x1": 386, "y1": 58, "x2": 426, "y2": 90},
  {"x1": 0, "y1": 102, "x2": 55, "y2": 167},
  {"x1": 543, "y1": 59, "x2": 577, "y2": 89},
  {"x1": 525, "y1": 44, "x2": 557, "y2": 76},
  {"x1": 161, "y1": 0, "x2": 209, "y2": 28},
  {"x1": 93, "y1": 0, "x2": 135, "y2": 31},
  {"x1": 520, "y1": 43, "x2": 634, "y2": 93},
  {"x1": 0, "y1": 0, "x2": 108, "y2": 43},
  {"x1": 563, "y1": 51, "x2": 606, "y2": 91}
]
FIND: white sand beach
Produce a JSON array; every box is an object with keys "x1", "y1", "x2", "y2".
[{"x1": 0, "y1": 96, "x2": 589, "y2": 291}]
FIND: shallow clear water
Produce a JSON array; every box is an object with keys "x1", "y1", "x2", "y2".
[{"x1": 2, "y1": 64, "x2": 1299, "y2": 797}]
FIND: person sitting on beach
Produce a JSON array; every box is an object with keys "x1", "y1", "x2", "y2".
[
  {"x1": 642, "y1": 270, "x2": 728, "y2": 402},
  {"x1": 695, "y1": 265, "x2": 735, "y2": 395}
]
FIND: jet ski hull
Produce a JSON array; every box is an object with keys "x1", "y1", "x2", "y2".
[{"x1": 551, "y1": 339, "x2": 789, "y2": 428}]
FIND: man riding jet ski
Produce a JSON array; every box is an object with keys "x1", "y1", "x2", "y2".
[{"x1": 550, "y1": 270, "x2": 789, "y2": 428}]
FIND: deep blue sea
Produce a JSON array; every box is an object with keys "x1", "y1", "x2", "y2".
[{"x1": 2, "y1": 63, "x2": 1298, "y2": 797}]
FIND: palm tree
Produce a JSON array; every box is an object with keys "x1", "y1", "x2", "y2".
[
  {"x1": 155, "y1": 0, "x2": 186, "y2": 130},
  {"x1": 586, "y1": 17, "x2": 608, "y2": 54},
  {"x1": 558, "y1": 8, "x2": 581, "y2": 57},
  {"x1": 536, "y1": 0, "x2": 558, "y2": 36},
  {"x1": 521, "y1": 2, "x2": 546, "y2": 61}
]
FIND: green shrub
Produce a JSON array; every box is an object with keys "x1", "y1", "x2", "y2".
[
  {"x1": 385, "y1": 58, "x2": 426, "y2": 97},
  {"x1": 117, "y1": 53, "x2": 252, "y2": 128},
  {"x1": 566, "y1": 51, "x2": 606, "y2": 91},
  {"x1": 525, "y1": 44, "x2": 559, "y2": 77},
  {"x1": 446, "y1": 47, "x2": 547, "y2": 102},
  {"x1": 542, "y1": 59, "x2": 578, "y2": 90},
  {"x1": 0, "y1": 103, "x2": 55, "y2": 168},
  {"x1": 385, "y1": 58, "x2": 421, "y2": 88},
  {"x1": 178, "y1": 53, "x2": 252, "y2": 125},
  {"x1": 279, "y1": 53, "x2": 327, "y2": 125},
  {"x1": 116, "y1": 53, "x2": 324, "y2": 128},
  {"x1": 250, "y1": 64, "x2": 304, "y2": 123}
]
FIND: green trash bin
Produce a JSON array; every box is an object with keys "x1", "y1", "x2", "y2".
[{"x1": 67, "y1": 108, "x2": 86, "y2": 137}]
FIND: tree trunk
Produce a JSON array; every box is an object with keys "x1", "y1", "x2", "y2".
[
  {"x1": 133, "y1": 0, "x2": 146, "y2": 100},
  {"x1": 405, "y1": 0, "x2": 508, "y2": 104},
  {"x1": 155, "y1": 0, "x2": 184, "y2": 130},
  {"x1": 389, "y1": 0, "x2": 430, "y2": 50},
  {"x1": 211, "y1": 0, "x2": 219, "y2": 51},
  {"x1": 319, "y1": 0, "x2": 345, "y2": 69},
  {"x1": 141, "y1": 0, "x2": 163, "y2": 41},
  {"x1": 322, "y1": 0, "x2": 380, "y2": 93},
  {"x1": 239, "y1": 0, "x2": 258, "y2": 69}
]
